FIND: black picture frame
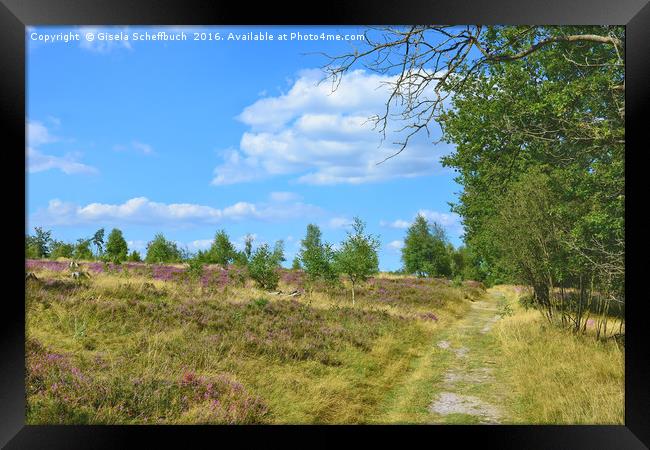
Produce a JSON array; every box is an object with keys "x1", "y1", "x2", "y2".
[{"x1": 1, "y1": 0, "x2": 647, "y2": 447}]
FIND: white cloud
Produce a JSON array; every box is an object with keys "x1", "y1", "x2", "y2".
[
  {"x1": 417, "y1": 210, "x2": 462, "y2": 229},
  {"x1": 26, "y1": 120, "x2": 97, "y2": 175},
  {"x1": 114, "y1": 141, "x2": 155, "y2": 155},
  {"x1": 212, "y1": 69, "x2": 452, "y2": 185},
  {"x1": 33, "y1": 196, "x2": 324, "y2": 227},
  {"x1": 127, "y1": 240, "x2": 147, "y2": 252},
  {"x1": 188, "y1": 239, "x2": 213, "y2": 250},
  {"x1": 387, "y1": 240, "x2": 404, "y2": 251},
  {"x1": 379, "y1": 219, "x2": 411, "y2": 229},
  {"x1": 27, "y1": 120, "x2": 58, "y2": 147},
  {"x1": 328, "y1": 217, "x2": 352, "y2": 229},
  {"x1": 27, "y1": 147, "x2": 97, "y2": 175},
  {"x1": 269, "y1": 191, "x2": 300, "y2": 202}
]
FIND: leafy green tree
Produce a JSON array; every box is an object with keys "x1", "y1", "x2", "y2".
[
  {"x1": 272, "y1": 240, "x2": 285, "y2": 267},
  {"x1": 26, "y1": 227, "x2": 52, "y2": 258},
  {"x1": 401, "y1": 215, "x2": 452, "y2": 278},
  {"x1": 291, "y1": 256, "x2": 302, "y2": 270},
  {"x1": 145, "y1": 233, "x2": 182, "y2": 263},
  {"x1": 73, "y1": 239, "x2": 94, "y2": 261},
  {"x1": 243, "y1": 234, "x2": 254, "y2": 262},
  {"x1": 248, "y1": 243, "x2": 281, "y2": 290},
  {"x1": 298, "y1": 224, "x2": 337, "y2": 286},
  {"x1": 333, "y1": 217, "x2": 380, "y2": 305},
  {"x1": 324, "y1": 26, "x2": 624, "y2": 331},
  {"x1": 91, "y1": 228, "x2": 105, "y2": 258},
  {"x1": 127, "y1": 250, "x2": 142, "y2": 262},
  {"x1": 208, "y1": 230, "x2": 236, "y2": 266},
  {"x1": 105, "y1": 228, "x2": 129, "y2": 263},
  {"x1": 50, "y1": 240, "x2": 74, "y2": 259}
]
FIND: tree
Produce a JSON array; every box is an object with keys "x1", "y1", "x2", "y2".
[
  {"x1": 50, "y1": 240, "x2": 74, "y2": 259},
  {"x1": 243, "y1": 234, "x2": 254, "y2": 261},
  {"x1": 26, "y1": 227, "x2": 52, "y2": 258},
  {"x1": 333, "y1": 217, "x2": 380, "y2": 305},
  {"x1": 248, "y1": 243, "x2": 281, "y2": 290},
  {"x1": 91, "y1": 228, "x2": 105, "y2": 258},
  {"x1": 291, "y1": 256, "x2": 302, "y2": 270},
  {"x1": 208, "y1": 230, "x2": 236, "y2": 266},
  {"x1": 127, "y1": 250, "x2": 142, "y2": 262},
  {"x1": 145, "y1": 233, "x2": 181, "y2": 264},
  {"x1": 73, "y1": 239, "x2": 94, "y2": 261},
  {"x1": 105, "y1": 228, "x2": 129, "y2": 263},
  {"x1": 323, "y1": 26, "x2": 624, "y2": 332},
  {"x1": 401, "y1": 215, "x2": 452, "y2": 278},
  {"x1": 298, "y1": 224, "x2": 337, "y2": 287},
  {"x1": 272, "y1": 240, "x2": 285, "y2": 267}
]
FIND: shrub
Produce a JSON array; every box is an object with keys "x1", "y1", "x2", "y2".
[
  {"x1": 145, "y1": 233, "x2": 181, "y2": 263},
  {"x1": 127, "y1": 251, "x2": 142, "y2": 262},
  {"x1": 186, "y1": 258, "x2": 205, "y2": 280},
  {"x1": 248, "y1": 244, "x2": 280, "y2": 290}
]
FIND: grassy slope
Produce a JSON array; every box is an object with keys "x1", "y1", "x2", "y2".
[
  {"x1": 25, "y1": 265, "x2": 624, "y2": 424},
  {"x1": 491, "y1": 285, "x2": 625, "y2": 424},
  {"x1": 26, "y1": 268, "x2": 472, "y2": 424}
]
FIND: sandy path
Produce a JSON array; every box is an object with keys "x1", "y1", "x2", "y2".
[{"x1": 428, "y1": 290, "x2": 506, "y2": 424}]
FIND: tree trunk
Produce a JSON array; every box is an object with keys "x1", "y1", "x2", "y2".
[{"x1": 351, "y1": 282, "x2": 355, "y2": 306}]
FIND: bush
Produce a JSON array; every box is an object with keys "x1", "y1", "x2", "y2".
[
  {"x1": 186, "y1": 258, "x2": 205, "y2": 280},
  {"x1": 248, "y1": 244, "x2": 280, "y2": 290},
  {"x1": 145, "y1": 233, "x2": 182, "y2": 264},
  {"x1": 519, "y1": 293, "x2": 536, "y2": 310},
  {"x1": 127, "y1": 251, "x2": 142, "y2": 262}
]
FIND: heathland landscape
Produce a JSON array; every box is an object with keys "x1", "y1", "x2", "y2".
[{"x1": 26, "y1": 25, "x2": 624, "y2": 424}]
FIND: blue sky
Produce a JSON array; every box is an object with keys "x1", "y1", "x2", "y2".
[{"x1": 26, "y1": 26, "x2": 464, "y2": 271}]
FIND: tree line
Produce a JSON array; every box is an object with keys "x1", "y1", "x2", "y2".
[{"x1": 25, "y1": 215, "x2": 482, "y2": 302}]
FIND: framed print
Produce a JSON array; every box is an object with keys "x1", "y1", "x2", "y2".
[{"x1": 1, "y1": 0, "x2": 648, "y2": 447}]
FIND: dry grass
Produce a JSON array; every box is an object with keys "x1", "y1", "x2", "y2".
[
  {"x1": 492, "y1": 286, "x2": 624, "y2": 424},
  {"x1": 25, "y1": 262, "x2": 472, "y2": 424}
]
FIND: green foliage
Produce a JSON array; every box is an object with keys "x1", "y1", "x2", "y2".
[
  {"x1": 291, "y1": 256, "x2": 302, "y2": 270},
  {"x1": 248, "y1": 243, "x2": 281, "y2": 290},
  {"x1": 73, "y1": 239, "x2": 94, "y2": 261},
  {"x1": 401, "y1": 215, "x2": 452, "y2": 278},
  {"x1": 186, "y1": 257, "x2": 205, "y2": 280},
  {"x1": 298, "y1": 224, "x2": 337, "y2": 285},
  {"x1": 243, "y1": 234, "x2": 254, "y2": 262},
  {"x1": 272, "y1": 240, "x2": 285, "y2": 266},
  {"x1": 91, "y1": 228, "x2": 105, "y2": 257},
  {"x1": 49, "y1": 241, "x2": 74, "y2": 259},
  {"x1": 435, "y1": 26, "x2": 624, "y2": 329},
  {"x1": 208, "y1": 230, "x2": 236, "y2": 266},
  {"x1": 26, "y1": 227, "x2": 53, "y2": 258},
  {"x1": 332, "y1": 217, "x2": 380, "y2": 304},
  {"x1": 145, "y1": 233, "x2": 182, "y2": 264},
  {"x1": 127, "y1": 250, "x2": 142, "y2": 262},
  {"x1": 248, "y1": 297, "x2": 269, "y2": 309},
  {"x1": 105, "y1": 229, "x2": 128, "y2": 263}
]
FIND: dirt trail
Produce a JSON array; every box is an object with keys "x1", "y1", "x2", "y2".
[{"x1": 428, "y1": 289, "x2": 507, "y2": 424}]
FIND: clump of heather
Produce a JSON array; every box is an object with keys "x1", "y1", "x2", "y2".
[{"x1": 26, "y1": 338, "x2": 269, "y2": 424}]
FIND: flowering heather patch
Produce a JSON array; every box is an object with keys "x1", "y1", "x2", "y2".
[
  {"x1": 26, "y1": 338, "x2": 269, "y2": 424},
  {"x1": 26, "y1": 260, "x2": 69, "y2": 272},
  {"x1": 177, "y1": 371, "x2": 269, "y2": 424},
  {"x1": 280, "y1": 269, "x2": 306, "y2": 289}
]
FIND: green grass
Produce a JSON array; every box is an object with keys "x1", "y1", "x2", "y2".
[
  {"x1": 25, "y1": 269, "x2": 471, "y2": 424},
  {"x1": 24, "y1": 268, "x2": 624, "y2": 424}
]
